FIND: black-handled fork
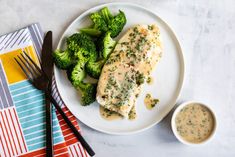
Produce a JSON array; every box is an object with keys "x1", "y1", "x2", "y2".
[{"x1": 14, "y1": 51, "x2": 95, "y2": 156}]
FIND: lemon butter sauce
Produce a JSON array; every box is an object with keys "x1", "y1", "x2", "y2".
[{"x1": 175, "y1": 103, "x2": 215, "y2": 143}]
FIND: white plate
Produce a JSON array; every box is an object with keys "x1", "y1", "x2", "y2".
[{"x1": 54, "y1": 2, "x2": 184, "y2": 135}]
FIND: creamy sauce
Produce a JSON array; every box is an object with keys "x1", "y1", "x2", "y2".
[
  {"x1": 144, "y1": 93, "x2": 159, "y2": 110},
  {"x1": 100, "y1": 105, "x2": 137, "y2": 121},
  {"x1": 146, "y1": 76, "x2": 154, "y2": 85},
  {"x1": 128, "y1": 105, "x2": 137, "y2": 120},
  {"x1": 100, "y1": 106, "x2": 122, "y2": 121},
  {"x1": 175, "y1": 104, "x2": 215, "y2": 143}
]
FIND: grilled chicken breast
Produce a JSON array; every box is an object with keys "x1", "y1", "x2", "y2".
[{"x1": 96, "y1": 24, "x2": 163, "y2": 117}]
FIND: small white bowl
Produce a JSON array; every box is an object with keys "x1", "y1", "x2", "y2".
[{"x1": 171, "y1": 101, "x2": 217, "y2": 146}]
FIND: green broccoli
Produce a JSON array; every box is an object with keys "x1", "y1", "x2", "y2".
[
  {"x1": 66, "y1": 33, "x2": 96, "y2": 54},
  {"x1": 90, "y1": 12, "x2": 108, "y2": 33},
  {"x1": 66, "y1": 33, "x2": 97, "y2": 62},
  {"x1": 100, "y1": 7, "x2": 113, "y2": 23},
  {"x1": 85, "y1": 59, "x2": 106, "y2": 79},
  {"x1": 76, "y1": 82, "x2": 97, "y2": 106},
  {"x1": 67, "y1": 62, "x2": 86, "y2": 87},
  {"x1": 85, "y1": 32, "x2": 116, "y2": 79},
  {"x1": 98, "y1": 31, "x2": 117, "y2": 59},
  {"x1": 108, "y1": 10, "x2": 126, "y2": 38},
  {"x1": 80, "y1": 7, "x2": 126, "y2": 38},
  {"x1": 80, "y1": 28, "x2": 102, "y2": 37},
  {"x1": 67, "y1": 62, "x2": 96, "y2": 105},
  {"x1": 53, "y1": 49, "x2": 74, "y2": 69}
]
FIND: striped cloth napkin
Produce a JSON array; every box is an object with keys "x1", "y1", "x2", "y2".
[{"x1": 0, "y1": 23, "x2": 89, "y2": 157}]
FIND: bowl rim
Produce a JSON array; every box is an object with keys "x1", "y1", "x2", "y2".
[{"x1": 171, "y1": 101, "x2": 217, "y2": 146}]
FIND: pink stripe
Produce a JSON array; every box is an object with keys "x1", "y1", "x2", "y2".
[
  {"x1": 84, "y1": 148, "x2": 88, "y2": 157},
  {"x1": 74, "y1": 145, "x2": 80, "y2": 157},
  {"x1": 8, "y1": 109, "x2": 23, "y2": 154},
  {"x1": 4, "y1": 110, "x2": 18, "y2": 155},
  {"x1": 13, "y1": 108, "x2": 27, "y2": 152},
  {"x1": 77, "y1": 144, "x2": 84, "y2": 157},
  {"x1": 0, "y1": 111, "x2": 14, "y2": 156},
  {"x1": 69, "y1": 147, "x2": 75, "y2": 157},
  {"x1": 0, "y1": 133, "x2": 7, "y2": 157}
]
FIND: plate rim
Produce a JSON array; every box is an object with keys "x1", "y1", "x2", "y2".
[{"x1": 54, "y1": 2, "x2": 185, "y2": 135}]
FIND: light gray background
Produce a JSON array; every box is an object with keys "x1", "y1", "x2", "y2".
[{"x1": 0, "y1": 0, "x2": 234, "y2": 156}]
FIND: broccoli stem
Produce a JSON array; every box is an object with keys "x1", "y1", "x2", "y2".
[{"x1": 80, "y1": 28, "x2": 102, "y2": 37}]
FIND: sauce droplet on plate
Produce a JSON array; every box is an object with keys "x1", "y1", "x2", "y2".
[
  {"x1": 99, "y1": 106, "x2": 122, "y2": 121},
  {"x1": 146, "y1": 76, "x2": 154, "y2": 85},
  {"x1": 144, "y1": 93, "x2": 159, "y2": 110}
]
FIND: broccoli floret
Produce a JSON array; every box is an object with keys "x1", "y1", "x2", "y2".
[
  {"x1": 67, "y1": 62, "x2": 97, "y2": 106},
  {"x1": 67, "y1": 33, "x2": 96, "y2": 54},
  {"x1": 67, "y1": 62, "x2": 86, "y2": 87},
  {"x1": 80, "y1": 28, "x2": 102, "y2": 37},
  {"x1": 53, "y1": 49, "x2": 74, "y2": 69},
  {"x1": 100, "y1": 7, "x2": 113, "y2": 23},
  {"x1": 90, "y1": 12, "x2": 108, "y2": 33},
  {"x1": 85, "y1": 32, "x2": 116, "y2": 79},
  {"x1": 108, "y1": 10, "x2": 126, "y2": 38},
  {"x1": 76, "y1": 82, "x2": 97, "y2": 106},
  {"x1": 66, "y1": 33, "x2": 97, "y2": 62},
  {"x1": 98, "y1": 32, "x2": 116, "y2": 59},
  {"x1": 85, "y1": 59, "x2": 106, "y2": 79}
]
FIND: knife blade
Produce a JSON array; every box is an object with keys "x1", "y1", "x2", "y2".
[{"x1": 41, "y1": 31, "x2": 53, "y2": 157}]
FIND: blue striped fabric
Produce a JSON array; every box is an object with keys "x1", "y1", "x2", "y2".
[{"x1": 9, "y1": 80, "x2": 65, "y2": 151}]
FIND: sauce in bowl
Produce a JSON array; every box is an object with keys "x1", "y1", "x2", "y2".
[{"x1": 172, "y1": 102, "x2": 216, "y2": 145}]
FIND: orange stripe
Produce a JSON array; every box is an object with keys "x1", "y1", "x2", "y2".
[
  {"x1": 65, "y1": 134, "x2": 78, "y2": 141},
  {"x1": 54, "y1": 147, "x2": 68, "y2": 154},
  {"x1": 19, "y1": 149, "x2": 45, "y2": 157},
  {"x1": 55, "y1": 152, "x2": 70, "y2": 157},
  {"x1": 19, "y1": 143, "x2": 67, "y2": 157},
  {"x1": 57, "y1": 113, "x2": 74, "y2": 121},
  {"x1": 66, "y1": 137, "x2": 78, "y2": 146}
]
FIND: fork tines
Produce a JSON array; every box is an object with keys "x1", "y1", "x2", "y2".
[{"x1": 14, "y1": 51, "x2": 42, "y2": 81}]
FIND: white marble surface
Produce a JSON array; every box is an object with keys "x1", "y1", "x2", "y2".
[{"x1": 1, "y1": 0, "x2": 235, "y2": 156}]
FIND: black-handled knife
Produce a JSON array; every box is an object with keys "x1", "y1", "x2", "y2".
[
  {"x1": 41, "y1": 31, "x2": 53, "y2": 157},
  {"x1": 41, "y1": 31, "x2": 95, "y2": 156}
]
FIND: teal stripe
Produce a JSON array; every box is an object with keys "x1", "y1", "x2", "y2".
[
  {"x1": 19, "y1": 111, "x2": 45, "y2": 124},
  {"x1": 52, "y1": 125, "x2": 61, "y2": 132},
  {"x1": 28, "y1": 142, "x2": 45, "y2": 151},
  {"x1": 53, "y1": 131, "x2": 62, "y2": 138},
  {"x1": 14, "y1": 95, "x2": 44, "y2": 106},
  {"x1": 18, "y1": 105, "x2": 44, "y2": 118},
  {"x1": 11, "y1": 86, "x2": 37, "y2": 96},
  {"x1": 25, "y1": 128, "x2": 63, "y2": 141},
  {"x1": 21, "y1": 116, "x2": 45, "y2": 129},
  {"x1": 23, "y1": 123, "x2": 45, "y2": 135},
  {"x1": 13, "y1": 91, "x2": 43, "y2": 102},
  {"x1": 16, "y1": 100, "x2": 44, "y2": 112},
  {"x1": 27, "y1": 136, "x2": 45, "y2": 145},
  {"x1": 23, "y1": 120, "x2": 61, "y2": 135},
  {"x1": 25, "y1": 130, "x2": 46, "y2": 140},
  {"x1": 53, "y1": 136, "x2": 64, "y2": 144},
  {"x1": 9, "y1": 80, "x2": 65, "y2": 151},
  {"x1": 9, "y1": 80, "x2": 31, "y2": 90}
]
